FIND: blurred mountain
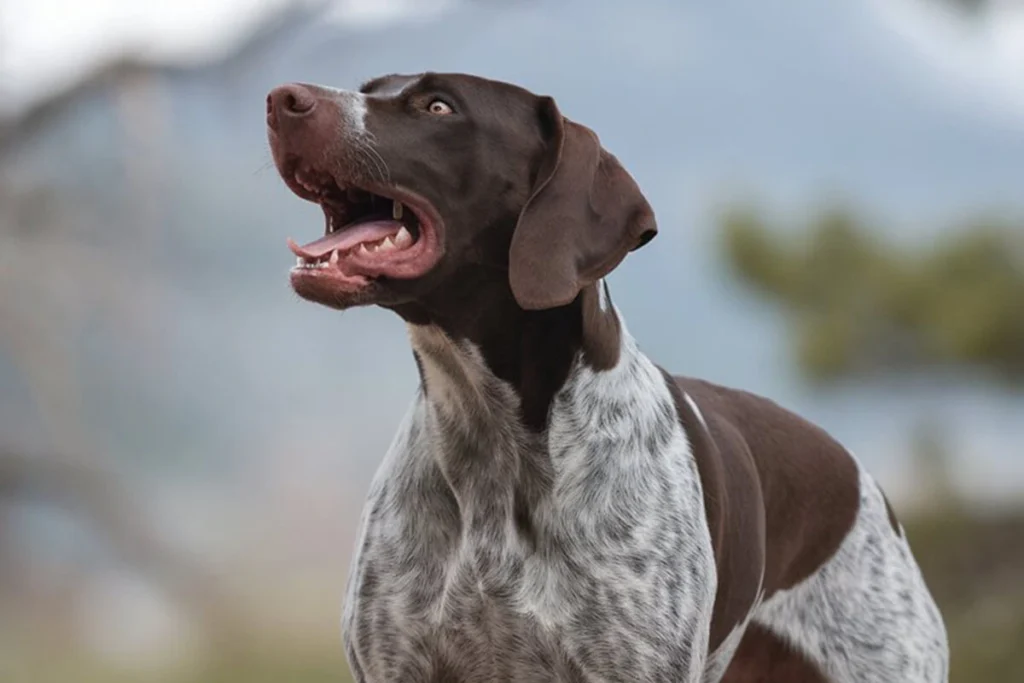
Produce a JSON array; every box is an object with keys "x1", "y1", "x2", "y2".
[{"x1": 2, "y1": 0, "x2": 1024, "y2": 502}]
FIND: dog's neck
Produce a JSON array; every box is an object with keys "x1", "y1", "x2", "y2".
[
  {"x1": 402, "y1": 281, "x2": 624, "y2": 431},
  {"x1": 402, "y1": 291, "x2": 678, "y2": 556}
]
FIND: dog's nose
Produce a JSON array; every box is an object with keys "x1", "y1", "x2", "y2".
[{"x1": 266, "y1": 84, "x2": 317, "y2": 130}]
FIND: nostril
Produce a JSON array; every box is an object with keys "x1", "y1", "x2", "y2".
[
  {"x1": 283, "y1": 85, "x2": 315, "y2": 114},
  {"x1": 267, "y1": 84, "x2": 317, "y2": 129}
]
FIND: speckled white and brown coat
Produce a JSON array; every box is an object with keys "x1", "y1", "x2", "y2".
[
  {"x1": 266, "y1": 72, "x2": 950, "y2": 683},
  {"x1": 340, "y1": 283, "x2": 947, "y2": 683}
]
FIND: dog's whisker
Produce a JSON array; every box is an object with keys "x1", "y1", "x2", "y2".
[
  {"x1": 253, "y1": 159, "x2": 276, "y2": 176},
  {"x1": 355, "y1": 138, "x2": 391, "y2": 186}
]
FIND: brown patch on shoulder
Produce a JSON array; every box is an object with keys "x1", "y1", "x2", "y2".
[
  {"x1": 660, "y1": 371, "x2": 862, "y2": 658},
  {"x1": 660, "y1": 369, "x2": 766, "y2": 653},
  {"x1": 720, "y1": 624, "x2": 832, "y2": 682},
  {"x1": 677, "y1": 378, "x2": 861, "y2": 597}
]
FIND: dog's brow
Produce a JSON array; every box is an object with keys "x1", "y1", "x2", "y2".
[
  {"x1": 359, "y1": 76, "x2": 391, "y2": 93},
  {"x1": 360, "y1": 74, "x2": 418, "y2": 97}
]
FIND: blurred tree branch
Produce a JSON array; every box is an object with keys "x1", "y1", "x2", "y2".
[
  {"x1": 0, "y1": 65, "x2": 245, "y2": 652},
  {"x1": 940, "y1": 0, "x2": 990, "y2": 15},
  {"x1": 720, "y1": 203, "x2": 1024, "y2": 385},
  {"x1": 0, "y1": 179, "x2": 255, "y2": 656},
  {"x1": 0, "y1": 443, "x2": 256, "y2": 654}
]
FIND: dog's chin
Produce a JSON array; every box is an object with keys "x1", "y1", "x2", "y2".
[{"x1": 289, "y1": 272, "x2": 431, "y2": 310}]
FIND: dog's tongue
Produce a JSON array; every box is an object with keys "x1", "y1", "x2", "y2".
[{"x1": 287, "y1": 220, "x2": 401, "y2": 259}]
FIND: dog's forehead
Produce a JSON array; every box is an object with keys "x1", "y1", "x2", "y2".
[
  {"x1": 359, "y1": 72, "x2": 537, "y2": 104},
  {"x1": 360, "y1": 73, "x2": 420, "y2": 97}
]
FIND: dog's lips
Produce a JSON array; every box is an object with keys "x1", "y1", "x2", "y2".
[{"x1": 286, "y1": 181, "x2": 444, "y2": 298}]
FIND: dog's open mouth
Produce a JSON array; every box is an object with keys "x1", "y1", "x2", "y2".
[{"x1": 283, "y1": 164, "x2": 443, "y2": 291}]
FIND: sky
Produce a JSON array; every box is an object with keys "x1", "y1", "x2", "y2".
[
  {"x1": 2, "y1": 0, "x2": 1024, "y2": 122},
  {"x1": 3, "y1": 0, "x2": 1024, "y2": 498},
  {"x1": 869, "y1": 0, "x2": 1024, "y2": 124},
  {"x1": 0, "y1": 0, "x2": 454, "y2": 115}
]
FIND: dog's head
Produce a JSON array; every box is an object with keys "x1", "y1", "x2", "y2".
[{"x1": 266, "y1": 72, "x2": 656, "y2": 312}]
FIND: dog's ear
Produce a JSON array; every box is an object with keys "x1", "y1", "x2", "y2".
[{"x1": 509, "y1": 97, "x2": 657, "y2": 311}]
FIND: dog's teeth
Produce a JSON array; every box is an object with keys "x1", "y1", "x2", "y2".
[
  {"x1": 392, "y1": 201, "x2": 403, "y2": 220},
  {"x1": 394, "y1": 226, "x2": 412, "y2": 247},
  {"x1": 329, "y1": 249, "x2": 339, "y2": 265},
  {"x1": 296, "y1": 257, "x2": 303, "y2": 267},
  {"x1": 379, "y1": 236, "x2": 396, "y2": 251},
  {"x1": 359, "y1": 244, "x2": 370, "y2": 255}
]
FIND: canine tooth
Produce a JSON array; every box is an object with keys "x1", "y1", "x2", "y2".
[
  {"x1": 329, "y1": 249, "x2": 339, "y2": 265},
  {"x1": 394, "y1": 226, "x2": 412, "y2": 247},
  {"x1": 296, "y1": 257, "x2": 303, "y2": 267},
  {"x1": 392, "y1": 201, "x2": 403, "y2": 220}
]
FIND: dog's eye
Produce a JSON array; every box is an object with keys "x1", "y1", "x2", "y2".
[{"x1": 426, "y1": 99, "x2": 453, "y2": 116}]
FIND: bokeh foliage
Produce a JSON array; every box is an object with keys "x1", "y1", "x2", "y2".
[
  {"x1": 721, "y1": 205, "x2": 1024, "y2": 385},
  {"x1": 719, "y1": 202, "x2": 1024, "y2": 681}
]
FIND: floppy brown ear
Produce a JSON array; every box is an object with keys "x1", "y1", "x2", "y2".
[{"x1": 509, "y1": 97, "x2": 657, "y2": 311}]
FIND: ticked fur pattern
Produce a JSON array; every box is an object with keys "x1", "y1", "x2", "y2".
[
  {"x1": 342, "y1": 316, "x2": 717, "y2": 683},
  {"x1": 754, "y1": 466, "x2": 949, "y2": 683},
  {"x1": 340, "y1": 302, "x2": 948, "y2": 682}
]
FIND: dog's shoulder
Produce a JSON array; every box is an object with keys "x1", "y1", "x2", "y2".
[
  {"x1": 657, "y1": 371, "x2": 863, "y2": 647},
  {"x1": 672, "y1": 376, "x2": 861, "y2": 552}
]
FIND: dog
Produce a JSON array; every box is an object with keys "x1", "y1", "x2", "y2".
[{"x1": 266, "y1": 72, "x2": 949, "y2": 683}]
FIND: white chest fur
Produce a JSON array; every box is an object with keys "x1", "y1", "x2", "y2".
[{"x1": 341, "y1": 323, "x2": 717, "y2": 683}]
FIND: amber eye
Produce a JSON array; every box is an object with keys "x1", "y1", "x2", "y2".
[{"x1": 427, "y1": 99, "x2": 453, "y2": 115}]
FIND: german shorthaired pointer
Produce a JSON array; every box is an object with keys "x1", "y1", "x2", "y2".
[{"x1": 266, "y1": 72, "x2": 949, "y2": 683}]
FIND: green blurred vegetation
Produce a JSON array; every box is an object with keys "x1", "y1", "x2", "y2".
[
  {"x1": 720, "y1": 201, "x2": 1024, "y2": 681},
  {"x1": 14, "y1": 649, "x2": 353, "y2": 683},
  {"x1": 720, "y1": 204, "x2": 1024, "y2": 386},
  {"x1": 906, "y1": 507, "x2": 1024, "y2": 682}
]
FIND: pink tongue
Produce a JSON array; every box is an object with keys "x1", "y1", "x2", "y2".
[{"x1": 288, "y1": 220, "x2": 402, "y2": 259}]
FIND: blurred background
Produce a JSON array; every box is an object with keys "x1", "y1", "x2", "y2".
[{"x1": 1, "y1": 0, "x2": 1022, "y2": 681}]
